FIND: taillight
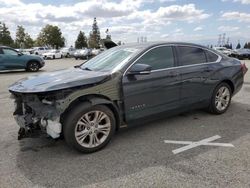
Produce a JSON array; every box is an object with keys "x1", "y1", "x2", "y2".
[{"x1": 241, "y1": 63, "x2": 248, "y2": 75}]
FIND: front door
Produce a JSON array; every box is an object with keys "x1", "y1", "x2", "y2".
[
  {"x1": 0, "y1": 48, "x2": 4, "y2": 70},
  {"x1": 122, "y1": 46, "x2": 181, "y2": 122},
  {"x1": 2, "y1": 48, "x2": 25, "y2": 70}
]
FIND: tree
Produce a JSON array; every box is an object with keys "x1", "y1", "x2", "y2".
[
  {"x1": 15, "y1": 25, "x2": 26, "y2": 48},
  {"x1": 75, "y1": 31, "x2": 88, "y2": 49},
  {"x1": 236, "y1": 42, "x2": 241, "y2": 49},
  {"x1": 0, "y1": 22, "x2": 14, "y2": 47},
  {"x1": 23, "y1": 33, "x2": 34, "y2": 48},
  {"x1": 244, "y1": 42, "x2": 250, "y2": 49},
  {"x1": 36, "y1": 24, "x2": 65, "y2": 48},
  {"x1": 88, "y1": 18, "x2": 101, "y2": 48}
]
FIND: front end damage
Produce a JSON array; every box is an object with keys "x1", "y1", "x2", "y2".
[{"x1": 11, "y1": 92, "x2": 64, "y2": 140}]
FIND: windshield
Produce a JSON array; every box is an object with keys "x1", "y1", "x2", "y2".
[{"x1": 80, "y1": 47, "x2": 138, "y2": 72}]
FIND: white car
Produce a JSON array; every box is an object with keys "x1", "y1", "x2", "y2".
[
  {"x1": 213, "y1": 47, "x2": 232, "y2": 56},
  {"x1": 43, "y1": 49, "x2": 63, "y2": 59},
  {"x1": 91, "y1": 48, "x2": 101, "y2": 56},
  {"x1": 31, "y1": 47, "x2": 49, "y2": 56},
  {"x1": 73, "y1": 48, "x2": 91, "y2": 59},
  {"x1": 60, "y1": 47, "x2": 76, "y2": 57}
]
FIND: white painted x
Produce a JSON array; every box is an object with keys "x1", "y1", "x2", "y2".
[{"x1": 164, "y1": 135, "x2": 234, "y2": 154}]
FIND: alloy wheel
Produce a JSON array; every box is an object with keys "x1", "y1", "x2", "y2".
[
  {"x1": 29, "y1": 62, "x2": 39, "y2": 72},
  {"x1": 215, "y1": 86, "x2": 230, "y2": 111},
  {"x1": 74, "y1": 110, "x2": 111, "y2": 148}
]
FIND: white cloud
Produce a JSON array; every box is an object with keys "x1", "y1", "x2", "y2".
[
  {"x1": 194, "y1": 26, "x2": 203, "y2": 31},
  {"x1": 0, "y1": 0, "x2": 22, "y2": 6},
  {"x1": 154, "y1": 4, "x2": 210, "y2": 22},
  {"x1": 0, "y1": 1, "x2": 211, "y2": 45},
  {"x1": 218, "y1": 26, "x2": 239, "y2": 31},
  {"x1": 222, "y1": 0, "x2": 250, "y2": 4},
  {"x1": 221, "y1": 11, "x2": 250, "y2": 22}
]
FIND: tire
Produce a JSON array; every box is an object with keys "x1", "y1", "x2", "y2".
[
  {"x1": 208, "y1": 82, "x2": 232, "y2": 114},
  {"x1": 26, "y1": 61, "x2": 40, "y2": 72},
  {"x1": 75, "y1": 57, "x2": 78, "y2": 60},
  {"x1": 53, "y1": 55, "x2": 55, "y2": 59},
  {"x1": 63, "y1": 104, "x2": 116, "y2": 153}
]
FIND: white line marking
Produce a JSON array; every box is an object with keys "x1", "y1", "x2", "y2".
[{"x1": 164, "y1": 135, "x2": 234, "y2": 154}]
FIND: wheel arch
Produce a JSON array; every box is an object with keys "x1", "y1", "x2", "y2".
[
  {"x1": 60, "y1": 94, "x2": 121, "y2": 131},
  {"x1": 26, "y1": 59, "x2": 41, "y2": 67},
  {"x1": 219, "y1": 79, "x2": 235, "y2": 94}
]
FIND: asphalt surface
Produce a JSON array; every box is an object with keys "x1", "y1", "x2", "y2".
[{"x1": 0, "y1": 58, "x2": 250, "y2": 188}]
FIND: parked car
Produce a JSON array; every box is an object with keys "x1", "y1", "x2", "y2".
[
  {"x1": 60, "y1": 47, "x2": 76, "y2": 58},
  {"x1": 43, "y1": 49, "x2": 63, "y2": 59},
  {"x1": 91, "y1": 48, "x2": 101, "y2": 56},
  {"x1": 0, "y1": 46, "x2": 45, "y2": 72},
  {"x1": 31, "y1": 47, "x2": 49, "y2": 56},
  {"x1": 73, "y1": 48, "x2": 91, "y2": 60},
  {"x1": 19, "y1": 49, "x2": 33, "y2": 55},
  {"x1": 213, "y1": 47, "x2": 232, "y2": 56},
  {"x1": 234, "y1": 48, "x2": 250, "y2": 60},
  {"x1": 9, "y1": 42, "x2": 247, "y2": 153}
]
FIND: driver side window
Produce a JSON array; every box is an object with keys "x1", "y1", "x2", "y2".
[
  {"x1": 135, "y1": 46, "x2": 174, "y2": 70},
  {"x1": 3, "y1": 49, "x2": 18, "y2": 55}
]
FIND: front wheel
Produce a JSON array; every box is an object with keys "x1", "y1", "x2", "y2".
[
  {"x1": 26, "y1": 61, "x2": 40, "y2": 72},
  {"x1": 208, "y1": 82, "x2": 232, "y2": 114},
  {"x1": 63, "y1": 104, "x2": 116, "y2": 153}
]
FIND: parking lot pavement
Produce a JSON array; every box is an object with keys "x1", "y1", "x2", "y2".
[{"x1": 0, "y1": 59, "x2": 250, "y2": 188}]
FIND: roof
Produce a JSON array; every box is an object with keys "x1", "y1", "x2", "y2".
[
  {"x1": 117, "y1": 41, "x2": 209, "y2": 50},
  {"x1": 0, "y1": 46, "x2": 13, "y2": 48}
]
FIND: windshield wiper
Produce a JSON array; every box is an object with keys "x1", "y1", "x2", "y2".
[
  {"x1": 81, "y1": 67, "x2": 92, "y2": 71},
  {"x1": 74, "y1": 65, "x2": 92, "y2": 71}
]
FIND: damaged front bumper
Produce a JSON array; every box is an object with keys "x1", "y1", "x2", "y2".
[{"x1": 11, "y1": 93, "x2": 62, "y2": 140}]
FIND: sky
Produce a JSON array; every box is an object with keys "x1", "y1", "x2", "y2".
[{"x1": 0, "y1": 0, "x2": 250, "y2": 48}]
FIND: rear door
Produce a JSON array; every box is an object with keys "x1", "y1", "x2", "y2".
[
  {"x1": 175, "y1": 46, "x2": 215, "y2": 106},
  {"x1": 122, "y1": 45, "x2": 182, "y2": 121}
]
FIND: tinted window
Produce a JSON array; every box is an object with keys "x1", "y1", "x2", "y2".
[
  {"x1": 205, "y1": 50, "x2": 218, "y2": 62},
  {"x1": 178, "y1": 46, "x2": 206, "y2": 66},
  {"x1": 135, "y1": 46, "x2": 174, "y2": 70},
  {"x1": 2, "y1": 48, "x2": 18, "y2": 55}
]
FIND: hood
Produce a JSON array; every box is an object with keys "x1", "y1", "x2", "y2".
[{"x1": 9, "y1": 68, "x2": 110, "y2": 93}]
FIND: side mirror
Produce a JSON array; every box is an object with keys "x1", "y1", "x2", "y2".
[
  {"x1": 18, "y1": 52, "x2": 23, "y2": 56},
  {"x1": 128, "y1": 63, "x2": 152, "y2": 75}
]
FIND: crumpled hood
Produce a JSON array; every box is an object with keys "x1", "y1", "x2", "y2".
[{"x1": 9, "y1": 68, "x2": 110, "y2": 93}]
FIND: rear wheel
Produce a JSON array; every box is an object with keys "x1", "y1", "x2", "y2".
[
  {"x1": 26, "y1": 61, "x2": 40, "y2": 72},
  {"x1": 208, "y1": 82, "x2": 232, "y2": 114},
  {"x1": 63, "y1": 104, "x2": 116, "y2": 153}
]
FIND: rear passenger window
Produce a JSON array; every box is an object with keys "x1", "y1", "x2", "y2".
[
  {"x1": 135, "y1": 46, "x2": 174, "y2": 70},
  {"x1": 178, "y1": 46, "x2": 206, "y2": 66},
  {"x1": 205, "y1": 50, "x2": 218, "y2": 62}
]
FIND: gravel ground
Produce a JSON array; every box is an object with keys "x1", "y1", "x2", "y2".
[{"x1": 0, "y1": 58, "x2": 250, "y2": 188}]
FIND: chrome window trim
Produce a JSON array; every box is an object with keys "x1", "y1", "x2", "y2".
[{"x1": 123, "y1": 44, "x2": 222, "y2": 76}]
